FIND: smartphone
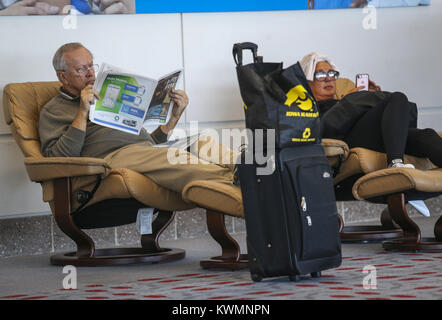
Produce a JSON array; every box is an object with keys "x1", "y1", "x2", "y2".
[{"x1": 356, "y1": 74, "x2": 369, "y2": 91}]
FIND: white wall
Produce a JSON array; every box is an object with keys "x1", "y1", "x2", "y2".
[
  {"x1": 182, "y1": 5, "x2": 442, "y2": 122},
  {"x1": 0, "y1": 4, "x2": 441, "y2": 217}
]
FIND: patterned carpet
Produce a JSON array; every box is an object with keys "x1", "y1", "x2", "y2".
[{"x1": 2, "y1": 250, "x2": 442, "y2": 300}]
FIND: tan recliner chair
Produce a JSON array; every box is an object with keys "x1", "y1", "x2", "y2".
[
  {"x1": 333, "y1": 78, "x2": 442, "y2": 249},
  {"x1": 3, "y1": 81, "x2": 199, "y2": 267}
]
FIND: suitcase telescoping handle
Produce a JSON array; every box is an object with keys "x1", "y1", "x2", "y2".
[{"x1": 233, "y1": 42, "x2": 262, "y2": 66}]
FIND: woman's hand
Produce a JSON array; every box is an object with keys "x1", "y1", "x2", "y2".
[
  {"x1": 341, "y1": 79, "x2": 381, "y2": 99},
  {"x1": 368, "y1": 80, "x2": 381, "y2": 92}
]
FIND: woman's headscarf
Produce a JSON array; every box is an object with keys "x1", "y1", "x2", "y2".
[{"x1": 300, "y1": 52, "x2": 340, "y2": 81}]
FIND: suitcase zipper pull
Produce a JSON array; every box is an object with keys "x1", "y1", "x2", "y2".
[
  {"x1": 301, "y1": 196, "x2": 312, "y2": 226},
  {"x1": 301, "y1": 196, "x2": 307, "y2": 212}
]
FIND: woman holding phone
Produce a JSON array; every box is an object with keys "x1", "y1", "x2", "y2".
[{"x1": 300, "y1": 52, "x2": 442, "y2": 170}]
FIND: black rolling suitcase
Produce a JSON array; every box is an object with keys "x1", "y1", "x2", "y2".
[
  {"x1": 238, "y1": 144, "x2": 342, "y2": 282},
  {"x1": 233, "y1": 42, "x2": 341, "y2": 282}
]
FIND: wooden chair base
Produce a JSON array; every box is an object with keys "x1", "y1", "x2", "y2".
[
  {"x1": 52, "y1": 177, "x2": 185, "y2": 266},
  {"x1": 341, "y1": 226, "x2": 404, "y2": 242},
  {"x1": 50, "y1": 248, "x2": 185, "y2": 267},
  {"x1": 339, "y1": 209, "x2": 403, "y2": 243},
  {"x1": 200, "y1": 254, "x2": 249, "y2": 270},
  {"x1": 383, "y1": 238, "x2": 442, "y2": 252},
  {"x1": 382, "y1": 193, "x2": 442, "y2": 252},
  {"x1": 200, "y1": 210, "x2": 249, "y2": 270}
]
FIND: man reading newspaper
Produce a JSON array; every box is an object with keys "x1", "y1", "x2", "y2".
[{"x1": 39, "y1": 43, "x2": 238, "y2": 195}]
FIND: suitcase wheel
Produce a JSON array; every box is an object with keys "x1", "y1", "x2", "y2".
[
  {"x1": 251, "y1": 273, "x2": 263, "y2": 282},
  {"x1": 311, "y1": 271, "x2": 321, "y2": 278},
  {"x1": 289, "y1": 275, "x2": 301, "y2": 282}
]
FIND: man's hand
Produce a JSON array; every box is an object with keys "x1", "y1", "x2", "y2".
[
  {"x1": 80, "y1": 84, "x2": 100, "y2": 113},
  {"x1": 93, "y1": 0, "x2": 135, "y2": 14},
  {"x1": 161, "y1": 89, "x2": 189, "y2": 135},
  {"x1": 0, "y1": 0, "x2": 60, "y2": 15},
  {"x1": 169, "y1": 89, "x2": 189, "y2": 119},
  {"x1": 72, "y1": 85, "x2": 99, "y2": 132}
]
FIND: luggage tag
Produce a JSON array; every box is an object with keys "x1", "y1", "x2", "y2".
[
  {"x1": 408, "y1": 200, "x2": 430, "y2": 217},
  {"x1": 136, "y1": 208, "x2": 154, "y2": 235}
]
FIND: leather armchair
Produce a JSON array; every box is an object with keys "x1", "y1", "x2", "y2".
[
  {"x1": 3, "y1": 81, "x2": 196, "y2": 266},
  {"x1": 333, "y1": 78, "x2": 442, "y2": 249}
]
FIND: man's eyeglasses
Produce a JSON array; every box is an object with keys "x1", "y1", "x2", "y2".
[
  {"x1": 314, "y1": 70, "x2": 340, "y2": 81},
  {"x1": 64, "y1": 64, "x2": 99, "y2": 76}
]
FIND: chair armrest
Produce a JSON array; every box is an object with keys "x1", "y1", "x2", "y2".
[
  {"x1": 24, "y1": 157, "x2": 110, "y2": 182},
  {"x1": 321, "y1": 138, "x2": 349, "y2": 160}
]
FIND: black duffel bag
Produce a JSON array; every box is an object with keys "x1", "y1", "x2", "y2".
[{"x1": 233, "y1": 42, "x2": 320, "y2": 149}]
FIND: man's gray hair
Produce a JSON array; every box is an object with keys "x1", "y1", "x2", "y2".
[{"x1": 52, "y1": 43, "x2": 93, "y2": 72}]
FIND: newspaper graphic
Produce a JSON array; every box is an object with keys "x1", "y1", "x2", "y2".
[
  {"x1": 102, "y1": 84, "x2": 121, "y2": 109},
  {"x1": 91, "y1": 63, "x2": 183, "y2": 135}
]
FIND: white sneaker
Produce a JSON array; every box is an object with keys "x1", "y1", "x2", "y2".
[
  {"x1": 392, "y1": 163, "x2": 415, "y2": 169},
  {"x1": 388, "y1": 159, "x2": 415, "y2": 169}
]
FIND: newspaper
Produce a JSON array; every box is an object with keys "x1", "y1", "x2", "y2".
[
  {"x1": 152, "y1": 133, "x2": 201, "y2": 150},
  {"x1": 91, "y1": 63, "x2": 183, "y2": 135}
]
